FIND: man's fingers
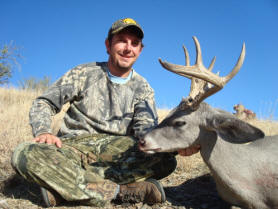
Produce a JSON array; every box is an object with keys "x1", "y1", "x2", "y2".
[
  {"x1": 46, "y1": 136, "x2": 53, "y2": 145},
  {"x1": 178, "y1": 145, "x2": 201, "y2": 156},
  {"x1": 34, "y1": 135, "x2": 47, "y2": 143},
  {"x1": 54, "y1": 138, "x2": 62, "y2": 148},
  {"x1": 33, "y1": 137, "x2": 39, "y2": 142},
  {"x1": 178, "y1": 149, "x2": 192, "y2": 156},
  {"x1": 32, "y1": 133, "x2": 62, "y2": 148},
  {"x1": 190, "y1": 145, "x2": 200, "y2": 155}
]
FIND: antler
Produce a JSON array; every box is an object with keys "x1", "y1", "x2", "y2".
[{"x1": 159, "y1": 36, "x2": 245, "y2": 110}]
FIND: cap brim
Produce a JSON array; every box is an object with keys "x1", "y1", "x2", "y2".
[{"x1": 111, "y1": 24, "x2": 144, "y2": 39}]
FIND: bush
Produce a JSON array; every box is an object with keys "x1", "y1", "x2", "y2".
[
  {"x1": 0, "y1": 42, "x2": 21, "y2": 84},
  {"x1": 18, "y1": 76, "x2": 52, "y2": 92}
]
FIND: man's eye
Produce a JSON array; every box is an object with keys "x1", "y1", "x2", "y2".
[
  {"x1": 117, "y1": 39, "x2": 125, "y2": 43},
  {"x1": 132, "y1": 41, "x2": 140, "y2": 46}
]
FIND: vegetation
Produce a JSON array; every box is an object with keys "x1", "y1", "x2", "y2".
[
  {"x1": 0, "y1": 42, "x2": 21, "y2": 85},
  {"x1": 0, "y1": 42, "x2": 52, "y2": 91},
  {"x1": 18, "y1": 76, "x2": 52, "y2": 92}
]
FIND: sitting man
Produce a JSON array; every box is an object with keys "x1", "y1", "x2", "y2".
[{"x1": 12, "y1": 18, "x2": 199, "y2": 207}]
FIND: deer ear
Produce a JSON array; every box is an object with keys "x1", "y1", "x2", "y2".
[{"x1": 208, "y1": 115, "x2": 265, "y2": 143}]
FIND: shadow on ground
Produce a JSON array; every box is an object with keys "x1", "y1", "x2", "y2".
[
  {"x1": 164, "y1": 174, "x2": 231, "y2": 209},
  {"x1": 1, "y1": 174, "x2": 83, "y2": 208},
  {"x1": 1, "y1": 173, "x2": 44, "y2": 206},
  {"x1": 1, "y1": 173, "x2": 232, "y2": 209}
]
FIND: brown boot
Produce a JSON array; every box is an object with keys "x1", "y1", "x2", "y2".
[
  {"x1": 116, "y1": 178, "x2": 166, "y2": 205},
  {"x1": 41, "y1": 187, "x2": 64, "y2": 207}
]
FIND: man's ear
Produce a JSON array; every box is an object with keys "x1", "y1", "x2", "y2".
[
  {"x1": 105, "y1": 39, "x2": 110, "y2": 54},
  {"x1": 139, "y1": 43, "x2": 143, "y2": 53}
]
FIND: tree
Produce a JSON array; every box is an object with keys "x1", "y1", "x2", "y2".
[{"x1": 0, "y1": 42, "x2": 21, "y2": 85}]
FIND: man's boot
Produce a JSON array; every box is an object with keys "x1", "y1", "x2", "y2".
[
  {"x1": 116, "y1": 178, "x2": 166, "y2": 205},
  {"x1": 41, "y1": 187, "x2": 64, "y2": 207}
]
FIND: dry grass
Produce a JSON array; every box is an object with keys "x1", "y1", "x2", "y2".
[
  {"x1": 0, "y1": 87, "x2": 278, "y2": 208},
  {"x1": 0, "y1": 88, "x2": 39, "y2": 175},
  {"x1": 157, "y1": 109, "x2": 171, "y2": 123},
  {"x1": 247, "y1": 119, "x2": 278, "y2": 136}
]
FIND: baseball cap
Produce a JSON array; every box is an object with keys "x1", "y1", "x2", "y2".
[{"x1": 108, "y1": 18, "x2": 144, "y2": 40}]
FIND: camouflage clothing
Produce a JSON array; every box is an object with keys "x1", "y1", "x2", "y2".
[
  {"x1": 12, "y1": 62, "x2": 177, "y2": 206},
  {"x1": 12, "y1": 134, "x2": 177, "y2": 206},
  {"x1": 29, "y1": 62, "x2": 158, "y2": 139}
]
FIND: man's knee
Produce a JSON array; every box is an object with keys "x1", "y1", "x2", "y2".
[
  {"x1": 11, "y1": 142, "x2": 33, "y2": 171},
  {"x1": 11, "y1": 142, "x2": 49, "y2": 178}
]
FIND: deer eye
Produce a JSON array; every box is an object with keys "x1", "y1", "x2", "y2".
[{"x1": 173, "y1": 121, "x2": 186, "y2": 127}]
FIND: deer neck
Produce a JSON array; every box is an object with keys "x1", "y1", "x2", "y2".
[
  {"x1": 200, "y1": 136, "x2": 255, "y2": 206},
  {"x1": 200, "y1": 135, "x2": 251, "y2": 173}
]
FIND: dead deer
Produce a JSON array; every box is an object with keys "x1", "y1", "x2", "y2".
[{"x1": 140, "y1": 37, "x2": 278, "y2": 209}]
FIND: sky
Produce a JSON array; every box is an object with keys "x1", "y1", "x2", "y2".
[{"x1": 1, "y1": 0, "x2": 278, "y2": 119}]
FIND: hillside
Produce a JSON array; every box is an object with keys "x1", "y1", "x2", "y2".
[{"x1": 0, "y1": 87, "x2": 278, "y2": 209}]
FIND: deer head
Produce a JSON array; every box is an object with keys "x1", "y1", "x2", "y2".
[{"x1": 139, "y1": 37, "x2": 250, "y2": 153}]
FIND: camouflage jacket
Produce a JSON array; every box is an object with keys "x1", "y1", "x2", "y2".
[{"x1": 29, "y1": 62, "x2": 158, "y2": 139}]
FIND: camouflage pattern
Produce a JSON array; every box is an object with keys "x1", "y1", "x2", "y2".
[
  {"x1": 14, "y1": 62, "x2": 175, "y2": 206},
  {"x1": 12, "y1": 134, "x2": 177, "y2": 206},
  {"x1": 29, "y1": 62, "x2": 158, "y2": 139}
]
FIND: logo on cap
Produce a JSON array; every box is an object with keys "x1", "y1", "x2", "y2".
[{"x1": 123, "y1": 18, "x2": 137, "y2": 25}]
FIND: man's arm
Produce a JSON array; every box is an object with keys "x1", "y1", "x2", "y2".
[
  {"x1": 132, "y1": 85, "x2": 158, "y2": 139},
  {"x1": 29, "y1": 65, "x2": 85, "y2": 146},
  {"x1": 29, "y1": 98, "x2": 59, "y2": 138}
]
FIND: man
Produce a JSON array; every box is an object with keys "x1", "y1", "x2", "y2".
[
  {"x1": 11, "y1": 18, "x2": 176, "y2": 207},
  {"x1": 12, "y1": 18, "x2": 199, "y2": 207}
]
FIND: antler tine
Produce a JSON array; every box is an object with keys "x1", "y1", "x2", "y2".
[
  {"x1": 222, "y1": 43, "x2": 246, "y2": 84},
  {"x1": 158, "y1": 37, "x2": 202, "y2": 79},
  {"x1": 183, "y1": 45, "x2": 190, "y2": 66},
  {"x1": 158, "y1": 58, "x2": 193, "y2": 79},
  {"x1": 194, "y1": 36, "x2": 216, "y2": 72},
  {"x1": 208, "y1": 56, "x2": 216, "y2": 72},
  {"x1": 192, "y1": 36, "x2": 203, "y2": 66},
  {"x1": 182, "y1": 45, "x2": 193, "y2": 80}
]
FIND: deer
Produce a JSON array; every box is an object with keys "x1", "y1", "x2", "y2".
[
  {"x1": 233, "y1": 104, "x2": 256, "y2": 120},
  {"x1": 139, "y1": 37, "x2": 278, "y2": 209}
]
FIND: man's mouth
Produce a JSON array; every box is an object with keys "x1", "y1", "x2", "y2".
[{"x1": 119, "y1": 53, "x2": 133, "y2": 59}]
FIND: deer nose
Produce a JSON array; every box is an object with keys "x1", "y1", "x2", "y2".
[{"x1": 139, "y1": 138, "x2": 146, "y2": 147}]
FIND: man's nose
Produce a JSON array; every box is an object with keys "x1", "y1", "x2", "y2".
[{"x1": 124, "y1": 42, "x2": 132, "y2": 51}]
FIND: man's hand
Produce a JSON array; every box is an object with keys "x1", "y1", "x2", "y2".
[
  {"x1": 33, "y1": 133, "x2": 62, "y2": 148},
  {"x1": 178, "y1": 145, "x2": 201, "y2": 156}
]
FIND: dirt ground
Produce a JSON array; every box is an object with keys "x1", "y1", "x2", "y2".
[{"x1": 0, "y1": 153, "x2": 233, "y2": 209}]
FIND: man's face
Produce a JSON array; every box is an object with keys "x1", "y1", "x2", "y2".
[{"x1": 106, "y1": 30, "x2": 143, "y2": 74}]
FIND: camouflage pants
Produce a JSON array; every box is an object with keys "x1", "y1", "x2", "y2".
[{"x1": 11, "y1": 134, "x2": 177, "y2": 206}]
